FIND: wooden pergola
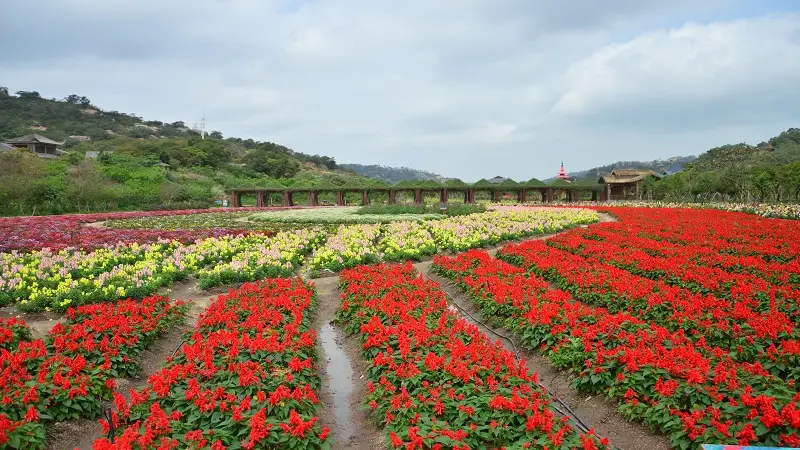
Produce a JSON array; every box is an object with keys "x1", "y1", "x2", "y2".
[{"x1": 228, "y1": 183, "x2": 606, "y2": 207}]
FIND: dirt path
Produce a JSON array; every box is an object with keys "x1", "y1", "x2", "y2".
[{"x1": 309, "y1": 276, "x2": 384, "y2": 450}]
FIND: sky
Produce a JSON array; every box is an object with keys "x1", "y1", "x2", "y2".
[{"x1": 1, "y1": 0, "x2": 799, "y2": 181}]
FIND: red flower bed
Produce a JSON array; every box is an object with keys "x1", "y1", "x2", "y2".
[
  {"x1": 93, "y1": 278, "x2": 330, "y2": 450},
  {"x1": 0, "y1": 208, "x2": 286, "y2": 252},
  {"x1": 0, "y1": 296, "x2": 186, "y2": 449},
  {"x1": 337, "y1": 262, "x2": 609, "y2": 449},
  {"x1": 434, "y1": 250, "x2": 800, "y2": 447},
  {"x1": 431, "y1": 208, "x2": 800, "y2": 448}
]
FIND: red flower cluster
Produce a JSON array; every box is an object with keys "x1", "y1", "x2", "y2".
[
  {"x1": 338, "y1": 262, "x2": 609, "y2": 449},
  {"x1": 93, "y1": 278, "x2": 330, "y2": 449},
  {"x1": 0, "y1": 296, "x2": 186, "y2": 449},
  {"x1": 0, "y1": 317, "x2": 32, "y2": 351},
  {"x1": 432, "y1": 206, "x2": 800, "y2": 448},
  {"x1": 0, "y1": 208, "x2": 283, "y2": 252}
]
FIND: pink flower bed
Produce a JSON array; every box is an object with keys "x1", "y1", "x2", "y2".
[{"x1": 0, "y1": 208, "x2": 290, "y2": 252}]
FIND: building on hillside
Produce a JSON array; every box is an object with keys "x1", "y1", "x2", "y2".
[
  {"x1": 69, "y1": 135, "x2": 92, "y2": 142},
  {"x1": 85, "y1": 150, "x2": 114, "y2": 159},
  {"x1": 0, "y1": 143, "x2": 15, "y2": 153},
  {"x1": 487, "y1": 176, "x2": 509, "y2": 184},
  {"x1": 3, "y1": 134, "x2": 67, "y2": 159},
  {"x1": 598, "y1": 169, "x2": 661, "y2": 200},
  {"x1": 556, "y1": 162, "x2": 570, "y2": 182}
]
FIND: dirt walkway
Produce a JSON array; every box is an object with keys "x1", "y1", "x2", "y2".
[{"x1": 308, "y1": 277, "x2": 385, "y2": 450}]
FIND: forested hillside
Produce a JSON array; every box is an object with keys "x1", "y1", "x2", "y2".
[
  {"x1": 0, "y1": 88, "x2": 367, "y2": 215},
  {"x1": 649, "y1": 128, "x2": 800, "y2": 202},
  {"x1": 339, "y1": 164, "x2": 444, "y2": 183},
  {"x1": 559, "y1": 156, "x2": 696, "y2": 182}
]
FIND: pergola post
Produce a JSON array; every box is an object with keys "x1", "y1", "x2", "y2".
[
  {"x1": 336, "y1": 191, "x2": 344, "y2": 206},
  {"x1": 414, "y1": 189, "x2": 422, "y2": 204},
  {"x1": 492, "y1": 190, "x2": 499, "y2": 203},
  {"x1": 230, "y1": 191, "x2": 238, "y2": 207},
  {"x1": 606, "y1": 184, "x2": 611, "y2": 201},
  {"x1": 389, "y1": 190, "x2": 396, "y2": 204},
  {"x1": 309, "y1": 191, "x2": 318, "y2": 206},
  {"x1": 546, "y1": 188, "x2": 553, "y2": 203},
  {"x1": 540, "y1": 190, "x2": 546, "y2": 203},
  {"x1": 361, "y1": 190, "x2": 369, "y2": 206},
  {"x1": 256, "y1": 191, "x2": 265, "y2": 207},
  {"x1": 520, "y1": 188, "x2": 527, "y2": 203},
  {"x1": 591, "y1": 190, "x2": 598, "y2": 202},
  {"x1": 282, "y1": 191, "x2": 290, "y2": 207},
  {"x1": 440, "y1": 188, "x2": 447, "y2": 203}
]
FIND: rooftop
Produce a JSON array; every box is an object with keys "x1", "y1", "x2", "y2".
[{"x1": 5, "y1": 133, "x2": 65, "y2": 146}]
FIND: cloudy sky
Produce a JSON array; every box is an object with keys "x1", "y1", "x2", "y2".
[{"x1": 2, "y1": 0, "x2": 799, "y2": 180}]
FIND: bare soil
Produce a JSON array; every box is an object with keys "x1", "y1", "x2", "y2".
[{"x1": 309, "y1": 276, "x2": 385, "y2": 450}]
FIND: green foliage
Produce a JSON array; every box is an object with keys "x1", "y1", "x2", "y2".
[
  {"x1": 651, "y1": 128, "x2": 800, "y2": 202},
  {"x1": 355, "y1": 203, "x2": 485, "y2": 216},
  {"x1": 340, "y1": 164, "x2": 442, "y2": 183}
]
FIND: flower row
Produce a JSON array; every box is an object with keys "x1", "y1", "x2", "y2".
[
  {"x1": 0, "y1": 229, "x2": 323, "y2": 312},
  {"x1": 94, "y1": 278, "x2": 330, "y2": 449},
  {"x1": 433, "y1": 248, "x2": 800, "y2": 448},
  {"x1": 309, "y1": 208, "x2": 599, "y2": 274},
  {"x1": 0, "y1": 296, "x2": 187, "y2": 449},
  {"x1": 0, "y1": 208, "x2": 291, "y2": 252},
  {"x1": 337, "y1": 262, "x2": 610, "y2": 449}
]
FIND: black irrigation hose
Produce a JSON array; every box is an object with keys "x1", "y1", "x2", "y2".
[
  {"x1": 441, "y1": 286, "x2": 596, "y2": 436},
  {"x1": 102, "y1": 406, "x2": 115, "y2": 443}
]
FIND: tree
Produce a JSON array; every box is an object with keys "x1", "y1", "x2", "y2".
[
  {"x1": 65, "y1": 94, "x2": 92, "y2": 106},
  {"x1": 171, "y1": 121, "x2": 186, "y2": 128},
  {"x1": 0, "y1": 87, "x2": 8, "y2": 97},
  {"x1": 244, "y1": 148, "x2": 300, "y2": 178},
  {"x1": 0, "y1": 150, "x2": 46, "y2": 214},
  {"x1": 210, "y1": 131, "x2": 223, "y2": 139},
  {"x1": 67, "y1": 160, "x2": 115, "y2": 211},
  {"x1": 15, "y1": 91, "x2": 41, "y2": 100}
]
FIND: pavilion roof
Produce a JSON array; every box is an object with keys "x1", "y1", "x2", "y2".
[
  {"x1": 598, "y1": 169, "x2": 661, "y2": 184},
  {"x1": 5, "y1": 133, "x2": 64, "y2": 146}
]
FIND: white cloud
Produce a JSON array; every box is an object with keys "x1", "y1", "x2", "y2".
[{"x1": 552, "y1": 15, "x2": 800, "y2": 119}]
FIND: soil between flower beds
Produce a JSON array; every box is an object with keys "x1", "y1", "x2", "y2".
[{"x1": 310, "y1": 276, "x2": 385, "y2": 450}]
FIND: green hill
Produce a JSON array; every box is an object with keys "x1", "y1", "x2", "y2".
[
  {"x1": 339, "y1": 164, "x2": 444, "y2": 183},
  {"x1": 686, "y1": 128, "x2": 800, "y2": 171},
  {"x1": 0, "y1": 88, "x2": 369, "y2": 215},
  {"x1": 651, "y1": 128, "x2": 800, "y2": 202}
]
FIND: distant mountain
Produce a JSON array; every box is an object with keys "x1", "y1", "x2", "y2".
[
  {"x1": 545, "y1": 156, "x2": 697, "y2": 182},
  {"x1": 340, "y1": 164, "x2": 444, "y2": 184}
]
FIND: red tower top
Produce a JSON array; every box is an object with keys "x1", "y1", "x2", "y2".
[{"x1": 556, "y1": 162, "x2": 570, "y2": 180}]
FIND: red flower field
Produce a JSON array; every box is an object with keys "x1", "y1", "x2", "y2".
[
  {"x1": 93, "y1": 278, "x2": 330, "y2": 450},
  {"x1": 337, "y1": 262, "x2": 610, "y2": 449},
  {"x1": 0, "y1": 296, "x2": 186, "y2": 449},
  {"x1": 433, "y1": 207, "x2": 800, "y2": 449}
]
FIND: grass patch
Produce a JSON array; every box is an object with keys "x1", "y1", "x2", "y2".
[
  {"x1": 250, "y1": 207, "x2": 442, "y2": 224},
  {"x1": 356, "y1": 203, "x2": 485, "y2": 216}
]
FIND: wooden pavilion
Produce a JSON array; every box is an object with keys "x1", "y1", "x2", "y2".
[
  {"x1": 3, "y1": 134, "x2": 66, "y2": 159},
  {"x1": 598, "y1": 169, "x2": 661, "y2": 200}
]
